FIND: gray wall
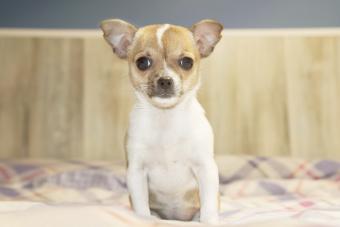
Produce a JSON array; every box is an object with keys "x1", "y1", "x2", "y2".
[{"x1": 0, "y1": 0, "x2": 340, "y2": 28}]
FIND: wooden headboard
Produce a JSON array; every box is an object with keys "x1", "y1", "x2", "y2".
[{"x1": 1, "y1": 29, "x2": 339, "y2": 161}]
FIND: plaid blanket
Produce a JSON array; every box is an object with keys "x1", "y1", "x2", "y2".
[{"x1": 0, "y1": 155, "x2": 339, "y2": 226}]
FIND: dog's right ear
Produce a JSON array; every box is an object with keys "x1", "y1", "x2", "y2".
[{"x1": 100, "y1": 19, "x2": 137, "y2": 59}]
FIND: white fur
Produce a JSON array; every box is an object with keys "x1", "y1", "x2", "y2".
[
  {"x1": 127, "y1": 86, "x2": 219, "y2": 223},
  {"x1": 156, "y1": 24, "x2": 170, "y2": 49},
  {"x1": 150, "y1": 96, "x2": 178, "y2": 107}
]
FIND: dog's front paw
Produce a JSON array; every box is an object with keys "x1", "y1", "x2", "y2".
[{"x1": 200, "y1": 214, "x2": 219, "y2": 225}]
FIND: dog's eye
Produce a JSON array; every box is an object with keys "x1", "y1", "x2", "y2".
[
  {"x1": 178, "y1": 57, "x2": 193, "y2": 70},
  {"x1": 136, "y1": 57, "x2": 152, "y2": 71}
]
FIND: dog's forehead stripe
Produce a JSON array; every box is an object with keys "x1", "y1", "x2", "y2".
[{"x1": 156, "y1": 24, "x2": 170, "y2": 49}]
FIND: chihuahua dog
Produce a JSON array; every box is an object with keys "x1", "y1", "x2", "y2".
[{"x1": 100, "y1": 19, "x2": 223, "y2": 224}]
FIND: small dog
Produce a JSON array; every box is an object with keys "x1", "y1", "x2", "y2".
[{"x1": 100, "y1": 19, "x2": 223, "y2": 224}]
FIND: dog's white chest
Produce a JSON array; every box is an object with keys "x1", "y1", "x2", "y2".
[
  {"x1": 132, "y1": 101, "x2": 201, "y2": 193},
  {"x1": 127, "y1": 96, "x2": 214, "y2": 220},
  {"x1": 144, "y1": 135, "x2": 197, "y2": 194}
]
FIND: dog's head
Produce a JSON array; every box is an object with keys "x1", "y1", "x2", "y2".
[{"x1": 100, "y1": 19, "x2": 223, "y2": 108}]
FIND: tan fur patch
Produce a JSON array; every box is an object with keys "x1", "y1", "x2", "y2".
[
  {"x1": 183, "y1": 188, "x2": 200, "y2": 207},
  {"x1": 162, "y1": 26, "x2": 201, "y2": 91},
  {"x1": 148, "y1": 188, "x2": 200, "y2": 221},
  {"x1": 148, "y1": 190, "x2": 160, "y2": 207},
  {"x1": 128, "y1": 25, "x2": 162, "y2": 91}
]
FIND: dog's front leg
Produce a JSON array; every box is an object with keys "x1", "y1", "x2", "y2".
[
  {"x1": 193, "y1": 157, "x2": 219, "y2": 224},
  {"x1": 127, "y1": 161, "x2": 150, "y2": 217}
]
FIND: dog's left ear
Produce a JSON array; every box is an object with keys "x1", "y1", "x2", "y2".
[
  {"x1": 100, "y1": 19, "x2": 137, "y2": 59},
  {"x1": 191, "y1": 19, "x2": 223, "y2": 58}
]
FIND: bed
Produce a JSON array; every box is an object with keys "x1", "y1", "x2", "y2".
[
  {"x1": 0, "y1": 29, "x2": 340, "y2": 226},
  {"x1": 0, "y1": 156, "x2": 339, "y2": 226}
]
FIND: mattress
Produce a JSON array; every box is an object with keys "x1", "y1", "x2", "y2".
[{"x1": 0, "y1": 155, "x2": 339, "y2": 227}]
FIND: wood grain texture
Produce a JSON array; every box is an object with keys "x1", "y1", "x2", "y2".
[
  {"x1": 0, "y1": 29, "x2": 339, "y2": 160},
  {"x1": 284, "y1": 37, "x2": 340, "y2": 158},
  {"x1": 200, "y1": 37, "x2": 290, "y2": 157},
  {"x1": 82, "y1": 38, "x2": 133, "y2": 161},
  {"x1": 0, "y1": 37, "x2": 34, "y2": 158}
]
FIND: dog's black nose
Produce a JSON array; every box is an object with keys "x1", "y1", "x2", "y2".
[{"x1": 157, "y1": 77, "x2": 174, "y2": 90}]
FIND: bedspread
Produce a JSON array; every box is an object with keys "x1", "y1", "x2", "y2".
[{"x1": 0, "y1": 155, "x2": 339, "y2": 227}]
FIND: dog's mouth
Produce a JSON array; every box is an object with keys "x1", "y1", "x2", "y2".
[
  {"x1": 144, "y1": 87, "x2": 180, "y2": 108},
  {"x1": 147, "y1": 82, "x2": 180, "y2": 98},
  {"x1": 151, "y1": 90, "x2": 175, "y2": 99}
]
